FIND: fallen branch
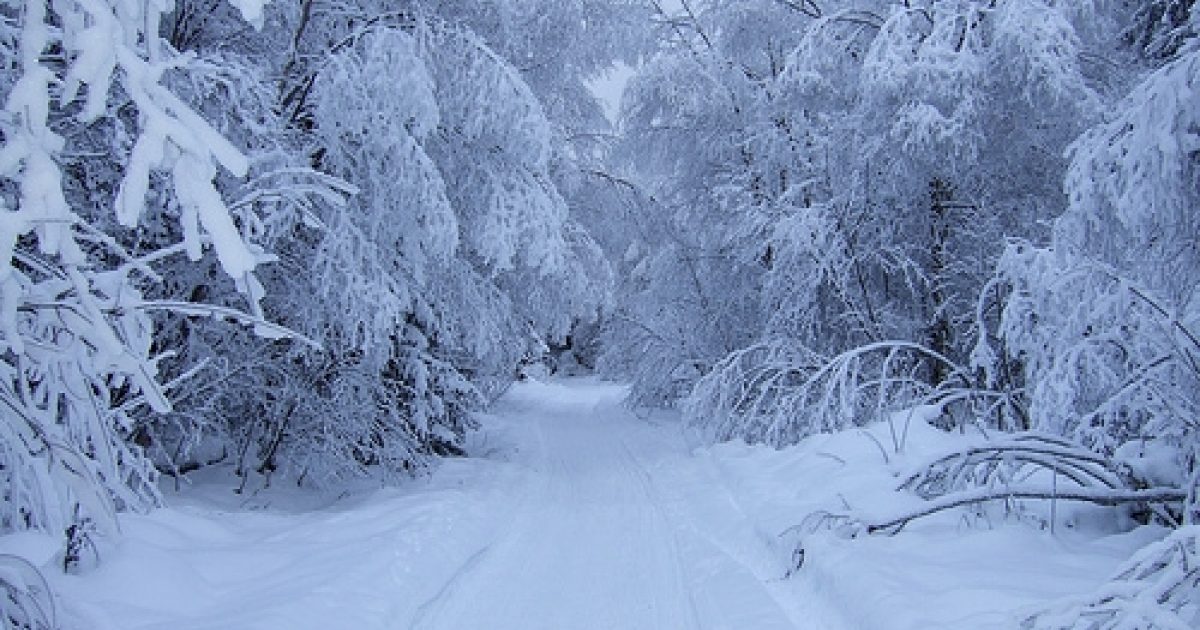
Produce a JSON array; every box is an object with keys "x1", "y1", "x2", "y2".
[{"x1": 867, "y1": 485, "x2": 1187, "y2": 535}]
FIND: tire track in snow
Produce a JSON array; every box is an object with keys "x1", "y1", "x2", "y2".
[
  {"x1": 409, "y1": 388, "x2": 707, "y2": 629},
  {"x1": 404, "y1": 380, "x2": 847, "y2": 630},
  {"x1": 615, "y1": 438, "x2": 705, "y2": 630},
  {"x1": 404, "y1": 411, "x2": 552, "y2": 630},
  {"x1": 619, "y1": 436, "x2": 802, "y2": 630},
  {"x1": 407, "y1": 544, "x2": 493, "y2": 630},
  {"x1": 619, "y1": 414, "x2": 854, "y2": 630}
]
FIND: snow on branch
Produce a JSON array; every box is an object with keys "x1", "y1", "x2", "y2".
[
  {"x1": 867, "y1": 485, "x2": 1186, "y2": 536},
  {"x1": 0, "y1": 0, "x2": 311, "y2": 550},
  {"x1": 685, "y1": 338, "x2": 988, "y2": 447},
  {"x1": 1024, "y1": 526, "x2": 1200, "y2": 629},
  {"x1": 0, "y1": 554, "x2": 56, "y2": 630},
  {"x1": 899, "y1": 433, "x2": 1130, "y2": 499},
  {"x1": 798, "y1": 433, "x2": 1185, "y2": 538}
]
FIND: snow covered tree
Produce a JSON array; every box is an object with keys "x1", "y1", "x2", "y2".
[
  {"x1": 0, "y1": 0, "x2": 285, "y2": 544},
  {"x1": 764, "y1": 0, "x2": 1108, "y2": 360},
  {"x1": 988, "y1": 1, "x2": 1200, "y2": 523},
  {"x1": 762, "y1": 8, "x2": 1200, "y2": 620},
  {"x1": 428, "y1": 1, "x2": 652, "y2": 363},
  {"x1": 134, "y1": 0, "x2": 637, "y2": 487},
  {"x1": 661, "y1": 0, "x2": 1120, "y2": 439},
  {"x1": 600, "y1": 0, "x2": 811, "y2": 406}
]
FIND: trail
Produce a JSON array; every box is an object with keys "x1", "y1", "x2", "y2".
[{"x1": 408, "y1": 380, "x2": 845, "y2": 630}]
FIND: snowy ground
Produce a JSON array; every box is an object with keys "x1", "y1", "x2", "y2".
[{"x1": 3, "y1": 379, "x2": 1166, "y2": 629}]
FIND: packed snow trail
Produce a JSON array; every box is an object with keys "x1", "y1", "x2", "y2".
[
  {"x1": 42, "y1": 380, "x2": 850, "y2": 629},
  {"x1": 411, "y1": 380, "x2": 832, "y2": 630}
]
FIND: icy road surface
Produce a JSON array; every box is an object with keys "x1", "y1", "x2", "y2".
[{"x1": 48, "y1": 380, "x2": 848, "y2": 629}]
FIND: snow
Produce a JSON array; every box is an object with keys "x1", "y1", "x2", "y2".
[
  {"x1": 2, "y1": 379, "x2": 1168, "y2": 629},
  {"x1": 689, "y1": 419, "x2": 1168, "y2": 629},
  {"x1": 587, "y1": 62, "x2": 635, "y2": 124}
]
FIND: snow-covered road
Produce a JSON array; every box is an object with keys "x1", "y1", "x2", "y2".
[
  {"x1": 38, "y1": 379, "x2": 848, "y2": 629},
  {"x1": 412, "y1": 382, "x2": 705, "y2": 628},
  {"x1": 410, "y1": 379, "x2": 833, "y2": 630}
]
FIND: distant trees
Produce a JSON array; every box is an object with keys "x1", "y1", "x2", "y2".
[{"x1": 599, "y1": 0, "x2": 807, "y2": 406}]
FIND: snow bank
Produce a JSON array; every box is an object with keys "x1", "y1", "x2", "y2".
[
  {"x1": 0, "y1": 442, "x2": 527, "y2": 629},
  {"x1": 691, "y1": 414, "x2": 1170, "y2": 629}
]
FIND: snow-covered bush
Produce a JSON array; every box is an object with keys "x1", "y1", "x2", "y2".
[
  {"x1": 685, "y1": 339, "x2": 991, "y2": 445},
  {"x1": 866, "y1": 433, "x2": 1186, "y2": 535},
  {"x1": 987, "y1": 26, "x2": 1200, "y2": 520}
]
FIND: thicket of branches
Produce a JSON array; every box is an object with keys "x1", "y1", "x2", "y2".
[
  {"x1": 607, "y1": 0, "x2": 1199, "y2": 624},
  {"x1": 0, "y1": 3, "x2": 648, "y2": 606}
]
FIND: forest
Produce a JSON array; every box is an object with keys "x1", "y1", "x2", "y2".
[{"x1": 2, "y1": 0, "x2": 1198, "y2": 627}]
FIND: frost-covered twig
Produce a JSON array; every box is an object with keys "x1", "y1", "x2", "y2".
[
  {"x1": 0, "y1": 554, "x2": 57, "y2": 630},
  {"x1": 136, "y1": 301, "x2": 320, "y2": 348}
]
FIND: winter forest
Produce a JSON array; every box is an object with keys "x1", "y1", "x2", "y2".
[{"x1": 1, "y1": 0, "x2": 1199, "y2": 627}]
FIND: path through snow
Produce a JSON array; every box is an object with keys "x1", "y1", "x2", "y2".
[
  {"x1": 409, "y1": 379, "x2": 839, "y2": 630},
  {"x1": 35, "y1": 379, "x2": 849, "y2": 629}
]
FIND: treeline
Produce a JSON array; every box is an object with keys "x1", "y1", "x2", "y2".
[
  {"x1": 604, "y1": 0, "x2": 1198, "y2": 512},
  {"x1": 598, "y1": 1, "x2": 1199, "y2": 624}
]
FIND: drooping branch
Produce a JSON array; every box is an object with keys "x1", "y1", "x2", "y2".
[
  {"x1": 899, "y1": 433, "x2": 1130, "y2": 497},
  {"x1": 867, "y1": 486, "x2": 1187, "y2": 535},
  {"x1": 771, "y1": 0, "x2": 821, "y2": 19}
]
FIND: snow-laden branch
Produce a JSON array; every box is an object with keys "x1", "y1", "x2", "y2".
[
  {"x1": 0, "y1": 554, "x2": 56, "y2": 630},
  {"x1": 867, "y1": 486, "x2": 1187, "y2": 535},
  {"x1": 1024, "y1": 526, "x2": 1200, "y2": 629},
  {"x1": 685, "y1": 338, "x2": 980, "y2": 447}
]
